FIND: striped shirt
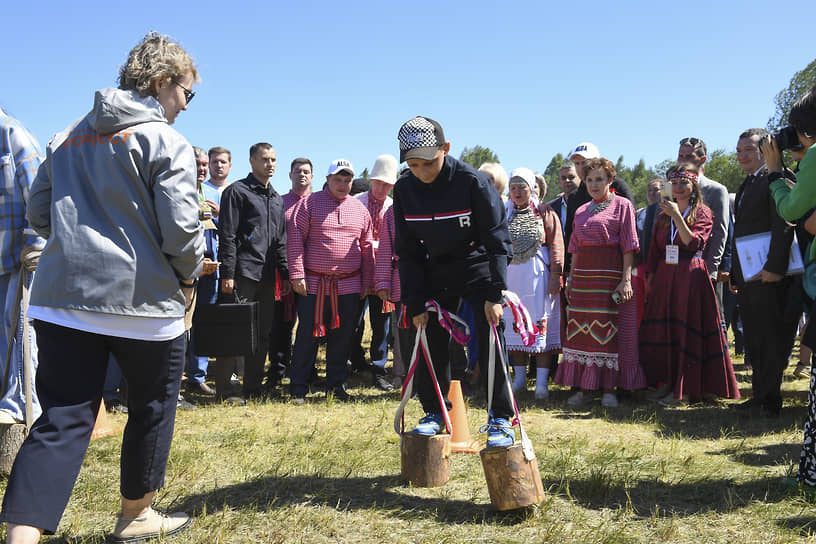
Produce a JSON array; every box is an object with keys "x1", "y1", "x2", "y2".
[
  {"x1": 0, "y1": 109, "x2": 44, "y2": 274},
  {"x1": 568, "y1": 195, "x2": 639, "y2": 255},
  {"x1": 287, "y1": 188, "x2": 374, "y2": 295}
]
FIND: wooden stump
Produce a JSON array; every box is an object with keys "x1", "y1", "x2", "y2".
[
  {"x1": 401, "y1": 433, "x2": 451, "y2": 487},
  {"x1": 0, "y1": 424, "x2": 27, "y2": 475},
  {"x1": 480, "y1": 443, "x2": 545, "y2": 510}
]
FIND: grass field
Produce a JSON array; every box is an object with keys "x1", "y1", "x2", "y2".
[{"x1": 3, "y1": 349, "x2": 816, "y2": 543}]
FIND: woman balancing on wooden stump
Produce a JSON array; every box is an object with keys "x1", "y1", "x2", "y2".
[{"x1": 392, "y1": 116, "x2": 516, "y2": 449}]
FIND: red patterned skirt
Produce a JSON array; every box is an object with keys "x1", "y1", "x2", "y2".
[
  {"x1": 555, "y1": 246, "x2": 646, "y2": 391},
  {"x1": 639, "y1": 251, "x2": 739, "y2": 399}
]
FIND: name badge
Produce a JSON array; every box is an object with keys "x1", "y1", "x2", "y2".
[{"x1": 666, "y1": 244, "x2": 679, "y2": 265}]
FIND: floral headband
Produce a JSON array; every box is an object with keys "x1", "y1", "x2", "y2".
[{"x1": 668, "y1": 169, "x2": 698, "y2": 184}]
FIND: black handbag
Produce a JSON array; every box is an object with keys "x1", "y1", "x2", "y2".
[{"x1": 192, "y1": 293, "x2": 259, "y2": 357}]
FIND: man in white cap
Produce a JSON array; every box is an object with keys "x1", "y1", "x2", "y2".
[
  {"x1": 349, "y1": 155, "x2": 399, "y2": 391},
  {"x1": 287, "y1": 159, "x2": 375, "y2": 403}
]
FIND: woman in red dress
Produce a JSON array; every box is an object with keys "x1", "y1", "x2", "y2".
[
  {"x1": 555, "y1": 158, "x2": 646, "y2": 408},
  {"x1": 639, "y1": 164, "x2": 740, "y2": 405}
]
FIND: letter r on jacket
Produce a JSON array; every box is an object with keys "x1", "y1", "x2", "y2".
[{"x1": 459, "y1": 216, "x2": 471, "y2": 228}]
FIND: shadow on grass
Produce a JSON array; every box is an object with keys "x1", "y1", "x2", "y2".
[
  {"x1": 709, "y1": 441, "x2": 801, "y2": 468},
  {"x1": 517, "y1": 387, "x2": 809, "y2": 440},
  {"x1": 544, "y1": 474, "x2": 788, "y2": 518},
  {"x1": 171, "y1": 474, "x2": 529, "y2": 526},
  {"x1": 777, "y1": 515, "x2": 816, "y2": 538}
]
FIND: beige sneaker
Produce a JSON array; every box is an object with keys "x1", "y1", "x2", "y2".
[{"x1": 112, "y1": 507, "x2": 191, "y2": 543}]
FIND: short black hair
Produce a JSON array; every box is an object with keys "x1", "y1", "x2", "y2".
[
  {"x1": 249, "y1": 142, "x2": 274, "y2": 157},
  {"x1": 789, "y1": 84, "x2": 816, "y2": 136},
  {"x1": 290, "y1": 157, "x2": 313, "y2": 172},
  {"x1": 739, "y1": 128, "x2": 769, "y2": 141}
]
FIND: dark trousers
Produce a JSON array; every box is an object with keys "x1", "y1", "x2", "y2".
[
  {"x1": 739, "y1": 278, "x2": 800, "y2": 410},
  {"x1": 185, "y1": 272, "x2": 218, "y2": 384},
  {"x1": 228, "y1": 276, "x2": 277, "y2": 395},
  {"x1": 267, "y1": 299, "x2": 295, "y2": 384},
  {"x1": 349, "y1": 295, "x2": 391, "y2": 370},
  {"x1": 0, "y1": 321, "x2": 186, "y2": 534},
  {"x1": 414, "y1": 296, "x2": 513, "y2": 420},
  {"x1": 289, "y1": 293, "x2": 358, "y2": 396}
]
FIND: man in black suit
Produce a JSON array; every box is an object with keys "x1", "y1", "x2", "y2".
[
  {"x1": 547, "y1": 160, "x2": 580, "y2": 238},
  {"x1": 730, "y1": 128, "x2": 799, "y2": 416}
]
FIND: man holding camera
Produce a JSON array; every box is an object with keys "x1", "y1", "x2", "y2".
[{"x1": 730, "y1": 128, "x2": 798, "y2": 417}]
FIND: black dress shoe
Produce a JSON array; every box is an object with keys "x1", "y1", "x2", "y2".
[
  {"x1": 374, "y1": 373, "x2": 395, "y2": 391},
  {"x1": 186, "y1": 382, "x2": 216, "y2": 396},
  {"x1": 328, "y1": 384, "x2": 354, "y2": 402}
]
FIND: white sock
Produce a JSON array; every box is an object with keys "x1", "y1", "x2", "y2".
[
  {"x1": 513, "y1": 365, "x2": 526, "y2": 388},
  {"x1": 536, "y1": 367, "x2": 550, "y2": 390}
]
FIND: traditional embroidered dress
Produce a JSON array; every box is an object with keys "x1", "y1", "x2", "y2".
[
  {"x1": 639, "y1": 205, "x2": 739, "y2": 399},
  {"x1": 502, "y1": 202, "x2": 563, "y2": 352},
  {"x1": 555, "y1": 194, "x2": 646, "y2": 390}
]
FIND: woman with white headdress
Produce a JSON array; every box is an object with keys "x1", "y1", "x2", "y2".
[{"x1": 503, "y1": 168, "x2": 564, "y2": 400}]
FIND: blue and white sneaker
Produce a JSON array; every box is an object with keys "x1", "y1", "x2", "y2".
[
  {"x1": 412, "y1": 413, "x2": 443, "y2": 436},
  {"x1": 485, "y1": 417, "x2": 515, "y2": 448}
]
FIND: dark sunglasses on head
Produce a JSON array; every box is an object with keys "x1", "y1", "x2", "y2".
[
  {"x1": 173, "y1": 80, "x2": 195, "y2": 104},
  {"x1": 679, "y1": 137, "x2": 701, "y2": 147}
]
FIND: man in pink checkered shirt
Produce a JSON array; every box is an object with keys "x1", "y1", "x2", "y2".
[{"x1": 287, "y1": 159, "x2": 375, "y2": 403}]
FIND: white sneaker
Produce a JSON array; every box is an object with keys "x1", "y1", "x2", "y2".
[
  {"x1": 601, "y1": 393, "x2": 618, "y2": 408},
  {"x1": 535, "y1": 387, "x2": 549, "y2": 401},
  {"x1": 567, "y1": 391, "x2": 587, "y2": 407},
  {"x1": 112, "y1": 507, "x2": 191, "y2": 543}
]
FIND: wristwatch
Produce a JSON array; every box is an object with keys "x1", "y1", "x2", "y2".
[{"x1": 179, "y1": 278, "x2": 198, "y2": 288}]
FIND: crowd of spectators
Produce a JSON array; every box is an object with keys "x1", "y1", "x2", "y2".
[{"x1": 1, "y1": 28, "x2": 815, "y2": 538}]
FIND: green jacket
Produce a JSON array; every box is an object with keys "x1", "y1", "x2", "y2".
[{"x1": 770, "y1": 142, "x2": 816, "y2": 261}]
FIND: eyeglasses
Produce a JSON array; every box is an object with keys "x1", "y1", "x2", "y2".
[{"x1": 173, "y1": 80, "x2": 195, "y2": 104}]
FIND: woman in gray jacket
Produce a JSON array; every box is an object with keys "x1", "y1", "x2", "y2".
[{"x1": 0, "y1": 32, "x2": 204, "y2": 544}]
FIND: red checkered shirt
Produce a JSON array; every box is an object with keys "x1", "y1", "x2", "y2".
[
  {"x1": 374, "y1": 206, "x2": 400, "y2": 302},
  {"x1": 287, "y1": 188, "x2": 374, "y2": 295}
]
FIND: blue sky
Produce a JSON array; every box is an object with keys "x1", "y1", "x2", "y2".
[{"x1": 4, "y1": 1, "x2": 815, "y2": 195}]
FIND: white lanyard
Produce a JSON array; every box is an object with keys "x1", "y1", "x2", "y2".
[{"x1": 669, "y1": 207, "x2": 691, "y2": 244}]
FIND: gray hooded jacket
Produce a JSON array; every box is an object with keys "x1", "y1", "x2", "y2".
[{"x1": 27, "y1": 87, "x2": 204, "y2": 318}]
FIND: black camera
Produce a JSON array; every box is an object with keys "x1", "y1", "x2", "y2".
[{"x1": 773, "y1": 126, "x2": 804, "y2": 152}]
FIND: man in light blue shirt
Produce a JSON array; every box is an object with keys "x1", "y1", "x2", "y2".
[{"x1": 0, "y1": 107, "x2": 45, "y2": 424}]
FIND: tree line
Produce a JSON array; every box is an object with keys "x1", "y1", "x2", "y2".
[{"x1": 460, "y1": 58, "x2": 816, "y2": 209}]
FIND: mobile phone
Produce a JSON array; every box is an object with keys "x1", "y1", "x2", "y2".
[
  {"x1": 660, "y1": 181, "x2": 672, "y2": 200},
  {"x1": 611, "y1": 291, "x2": 623, "y2": 305}
]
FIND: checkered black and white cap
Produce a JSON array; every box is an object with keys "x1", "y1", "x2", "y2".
[{"x1": 398, "y1": 116, "x2": 446, "y2": 163}]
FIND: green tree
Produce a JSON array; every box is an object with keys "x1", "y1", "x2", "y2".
[
  {"x1": 768, "y1": 58, "x2": 816, "y2": 133},
  {"x1": 459, "y1": 145, "x2": 499, "y2": 169},
  {"x1": 360, "y1": 167, "x2": 369, "y2": 180},
  {"x1": 542, "y1": 153, "x2": 564, "y2": 202},
  {"x1": 704, "y1": 149, "x2": 744, "y2": 193}
]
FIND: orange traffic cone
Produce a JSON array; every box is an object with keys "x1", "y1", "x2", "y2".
[
  {"x1": 91, "y1": 399, "x2": 120, "y2": 440},
  {"x1": 447, "y1": 380, "x2": 480, "y2": 453}
]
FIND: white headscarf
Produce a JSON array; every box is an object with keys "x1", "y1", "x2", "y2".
[{"x1": 505, "y1": 167, "x2": 539, "y2": 221}]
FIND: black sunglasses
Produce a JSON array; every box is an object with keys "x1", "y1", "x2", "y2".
[
  {"x1": 173, "y1": 80, "x2": 195, "y2": 104},
  {"x1": 679, "y1": 137, "x2": 701, "y2": 147}
]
